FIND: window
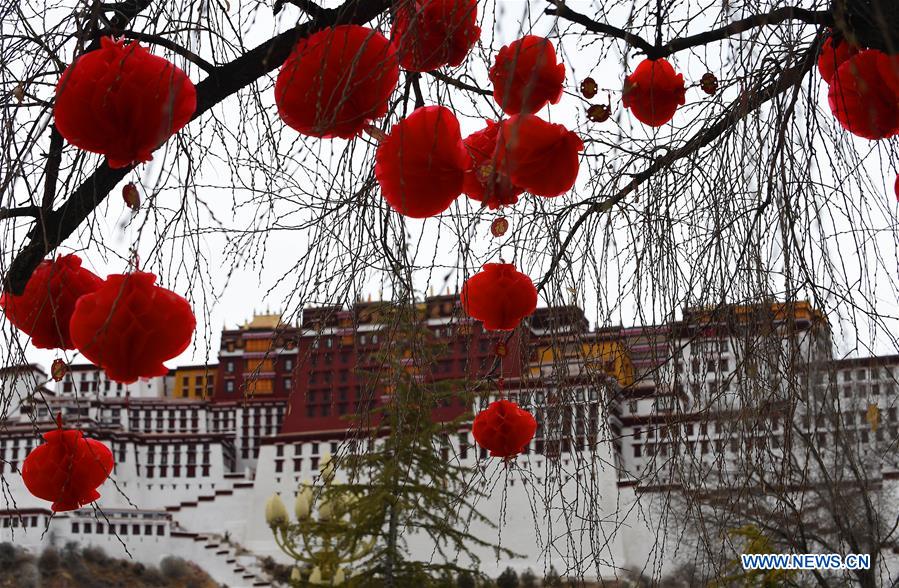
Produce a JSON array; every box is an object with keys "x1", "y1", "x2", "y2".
[
  {"x1": 226, "y1": 361, "x2": 235, "y2": 373},
  {"x1": 633, "y1": 445, "x2": 641, "y2": 458},
  {"x1": 226, "y1": 381, "x2": 235, "y2": 393},
  {"x1": 284, "y1": 378, "x2": 292, "y2": 390},
  {"x1": 285, "y1": 359, "x2": 294, "y2": 371},
  {"x1": 633, "y1": 427, "x2": 641, "y2": 440}
]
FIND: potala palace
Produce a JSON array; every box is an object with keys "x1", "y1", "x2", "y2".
[{"x1": 1, "y1": 298, "x2": 897, "y2": 586}]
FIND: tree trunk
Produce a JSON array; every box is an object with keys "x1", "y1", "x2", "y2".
[{"x1": 384, "y1": 500, "x2": 399, "y2": 588}]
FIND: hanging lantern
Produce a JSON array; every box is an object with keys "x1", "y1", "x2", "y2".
[
  {"x1": 828, "y1": 49, "x2": 899, "y2": 140},
  {"x1": 700, "y1": 72, "x2": 719, "y2": 95},
  {"x1": 818, "y1": 35, "x2": 862, "y2": 84},
  {"x1": 463, "y1": 120, "x2": 524, "y2": 209},
  {"x1": 0, "y1": 254, "x2": 102, "y2": 350},
  {"x1": 122, "y1": 182, "x2": 141, "y2": 210},
  {"x1": 461, "y1": 263, "x2": 537, "y2": 331},
  {"x1": 894, "y1": 174, "x2": 898, "y2": 201},
  {"x1": 276, "y1": 25, "x2": 399, "y2": 139},
  {"x1": 390, "y1": 0, "x2": 480, "y2": 73},
  {"x1": 375, "y1": 105, "x2": 470, "y2": 218},
  {"x1": 622, "y1": 58, "x2": 686, "y2": 127},
  {"x1": 472, "y1": 399, "x2": 537, "y2": 458},
  {"x1": 51, "y1": 359, "x2": 68, "y2": 382},
  {"x1": 489, "y1": 36, "x2": 566, "y2": 115},
  {"x1": 587, "y1": 104, "x2": 611, "y2": 123},
  {"x1": 54, "y1": 37, "x2": 196, "y2": 169},
  {"x1": 580, "y1": 77, "x2": 598, "y2": 99},
  {"x1": 22, "y1": 422, "x2": 114, "y2": 512},
  {"x1": 490, "y1": 217, "x2": 509, "y2": 237},
  {"x1": 495, "y1": 115, "x2": 583, "y2": 198},
  {"x1": 69, "y1": 271, "x2": 196, "y2": 384}
]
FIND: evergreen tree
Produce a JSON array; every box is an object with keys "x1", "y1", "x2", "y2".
[
  {"x1": 544, "y1": 565, "x2": 564, "y2": 588},
  {"x1": 496, "y1": 567, "x2": 519, "y2": 588},
  {"x1": 456, "y1": 571, "x2": 476, "y2": 588},
  {"x1": 338, "y1": 301, "x2": 515, "y2": 586},
  {"x1": 520, "y1": 569, "x2": 538, "y2": 588}
]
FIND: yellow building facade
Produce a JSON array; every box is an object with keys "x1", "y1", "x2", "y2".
[
  {"x1": 173, "y1": 365, "x2": 217, "y2": 399},
  {"x1": 530, "y1": 331, "x2": 634, "y2": 388}
]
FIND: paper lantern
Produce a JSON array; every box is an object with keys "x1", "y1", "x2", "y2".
[
  {"x1": 489, "y1": 36, "x2": 565, "y2": 115},
  {"x1": 828, "y1": 50, "x2": 899, "y2": 140},
  {"x1": 472, "y1": 399, "x2": 537, "y2": 458},
  {"x1": 894, "y1": 175, "x2": 899, "y2": 201},
  {"x1": 22, "y1": 425, "x2": 114, "y2": 512},
  {"x1": 0, "y1": 255, "x2": 102, "y2": 350},
  {"x1": 622, "y1": 58, "x2": 686, "y2": 127},
  {"x1": 375, "y1": 105, "x2": 470, "y2": 217},
  {"x1": 391, "y1": 0, "x2": 480, "y2": 72},
  {"x1": 69, "y1": 271, "x2": 196, "y2": 383},
  {"x1": 818, "y1": 35, "x2": 861, "y2": 84},
  {"x1": 462, "y1": 120, "x2": 524, "y2": 209},
  {"x1": 276, "y1": 25, "x2": 399, "y2": 139},
  {"x1": 495, "y1": 115, "x2": 583, "y2": 198},
  {"x1": 461, "y1": 263, "x2": 537, "y2": 331},
  {"x1": 54, "y1": 37, "x2": 196, "y2": 169}
]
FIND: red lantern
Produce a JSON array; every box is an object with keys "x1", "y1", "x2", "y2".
[
  {"x1": 276, "y1": 25, "x2": 399, "y2": 139},
  {"x1": 463, "y1": 120, "x2": 524, "y2": 209},
  {"x1": 818, "y1": 35, "x2": 861, "y2": 84},
  {"x1": 622, "y1": 58, "x2": 686, "y2": 127},
  {"x1": 375, "y1": 106, "x2": 470, "y2": 218},
  {"x1": 0, "y1": 255, "x2": 102, "y2": 350},
  {"x1": 22, "y1": 424, "x2": 114, "y2": 512},
  {"x1": 69, "y1": 271, "x2": 196, "y2": 383},
  {"x1": 489, "y1": 35, "x2": 566, "y2": 115},
  {"x1": 472, "y1": 399, "x2": 537, "y2": 458},
  {"x1": 391, "y1": 0, "x2": 480, "y2": 73},
  {"x1": 828, "y1": 50, "x2": 899, "y2": 140},
  {"x1": 54, "y1": 37, "x2": 196, "y2": 169},
  {"x1": 894, "y1": 174, "x2": 899, "y2": 202},
  {"x1": 461, "y1": 263, "x2": 537, "y2": 331},
  {"x1": 495, "y1": 115, "x2": 583, "y2": 198}
]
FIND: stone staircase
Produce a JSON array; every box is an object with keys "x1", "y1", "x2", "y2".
[
  {"x1": 170, "y1": 529, "x2": 274, "y2": 587},
  {"x1": 164, "y1": 474, "x2": 279, "y2": 587}
]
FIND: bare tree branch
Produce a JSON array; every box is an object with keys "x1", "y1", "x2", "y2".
[
  {"x1": 538, "y1": 37, "x2": 824, "y2": 290},
  {"x1": 2, "y1": 0, "x2": 392, "y2": 294}
]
